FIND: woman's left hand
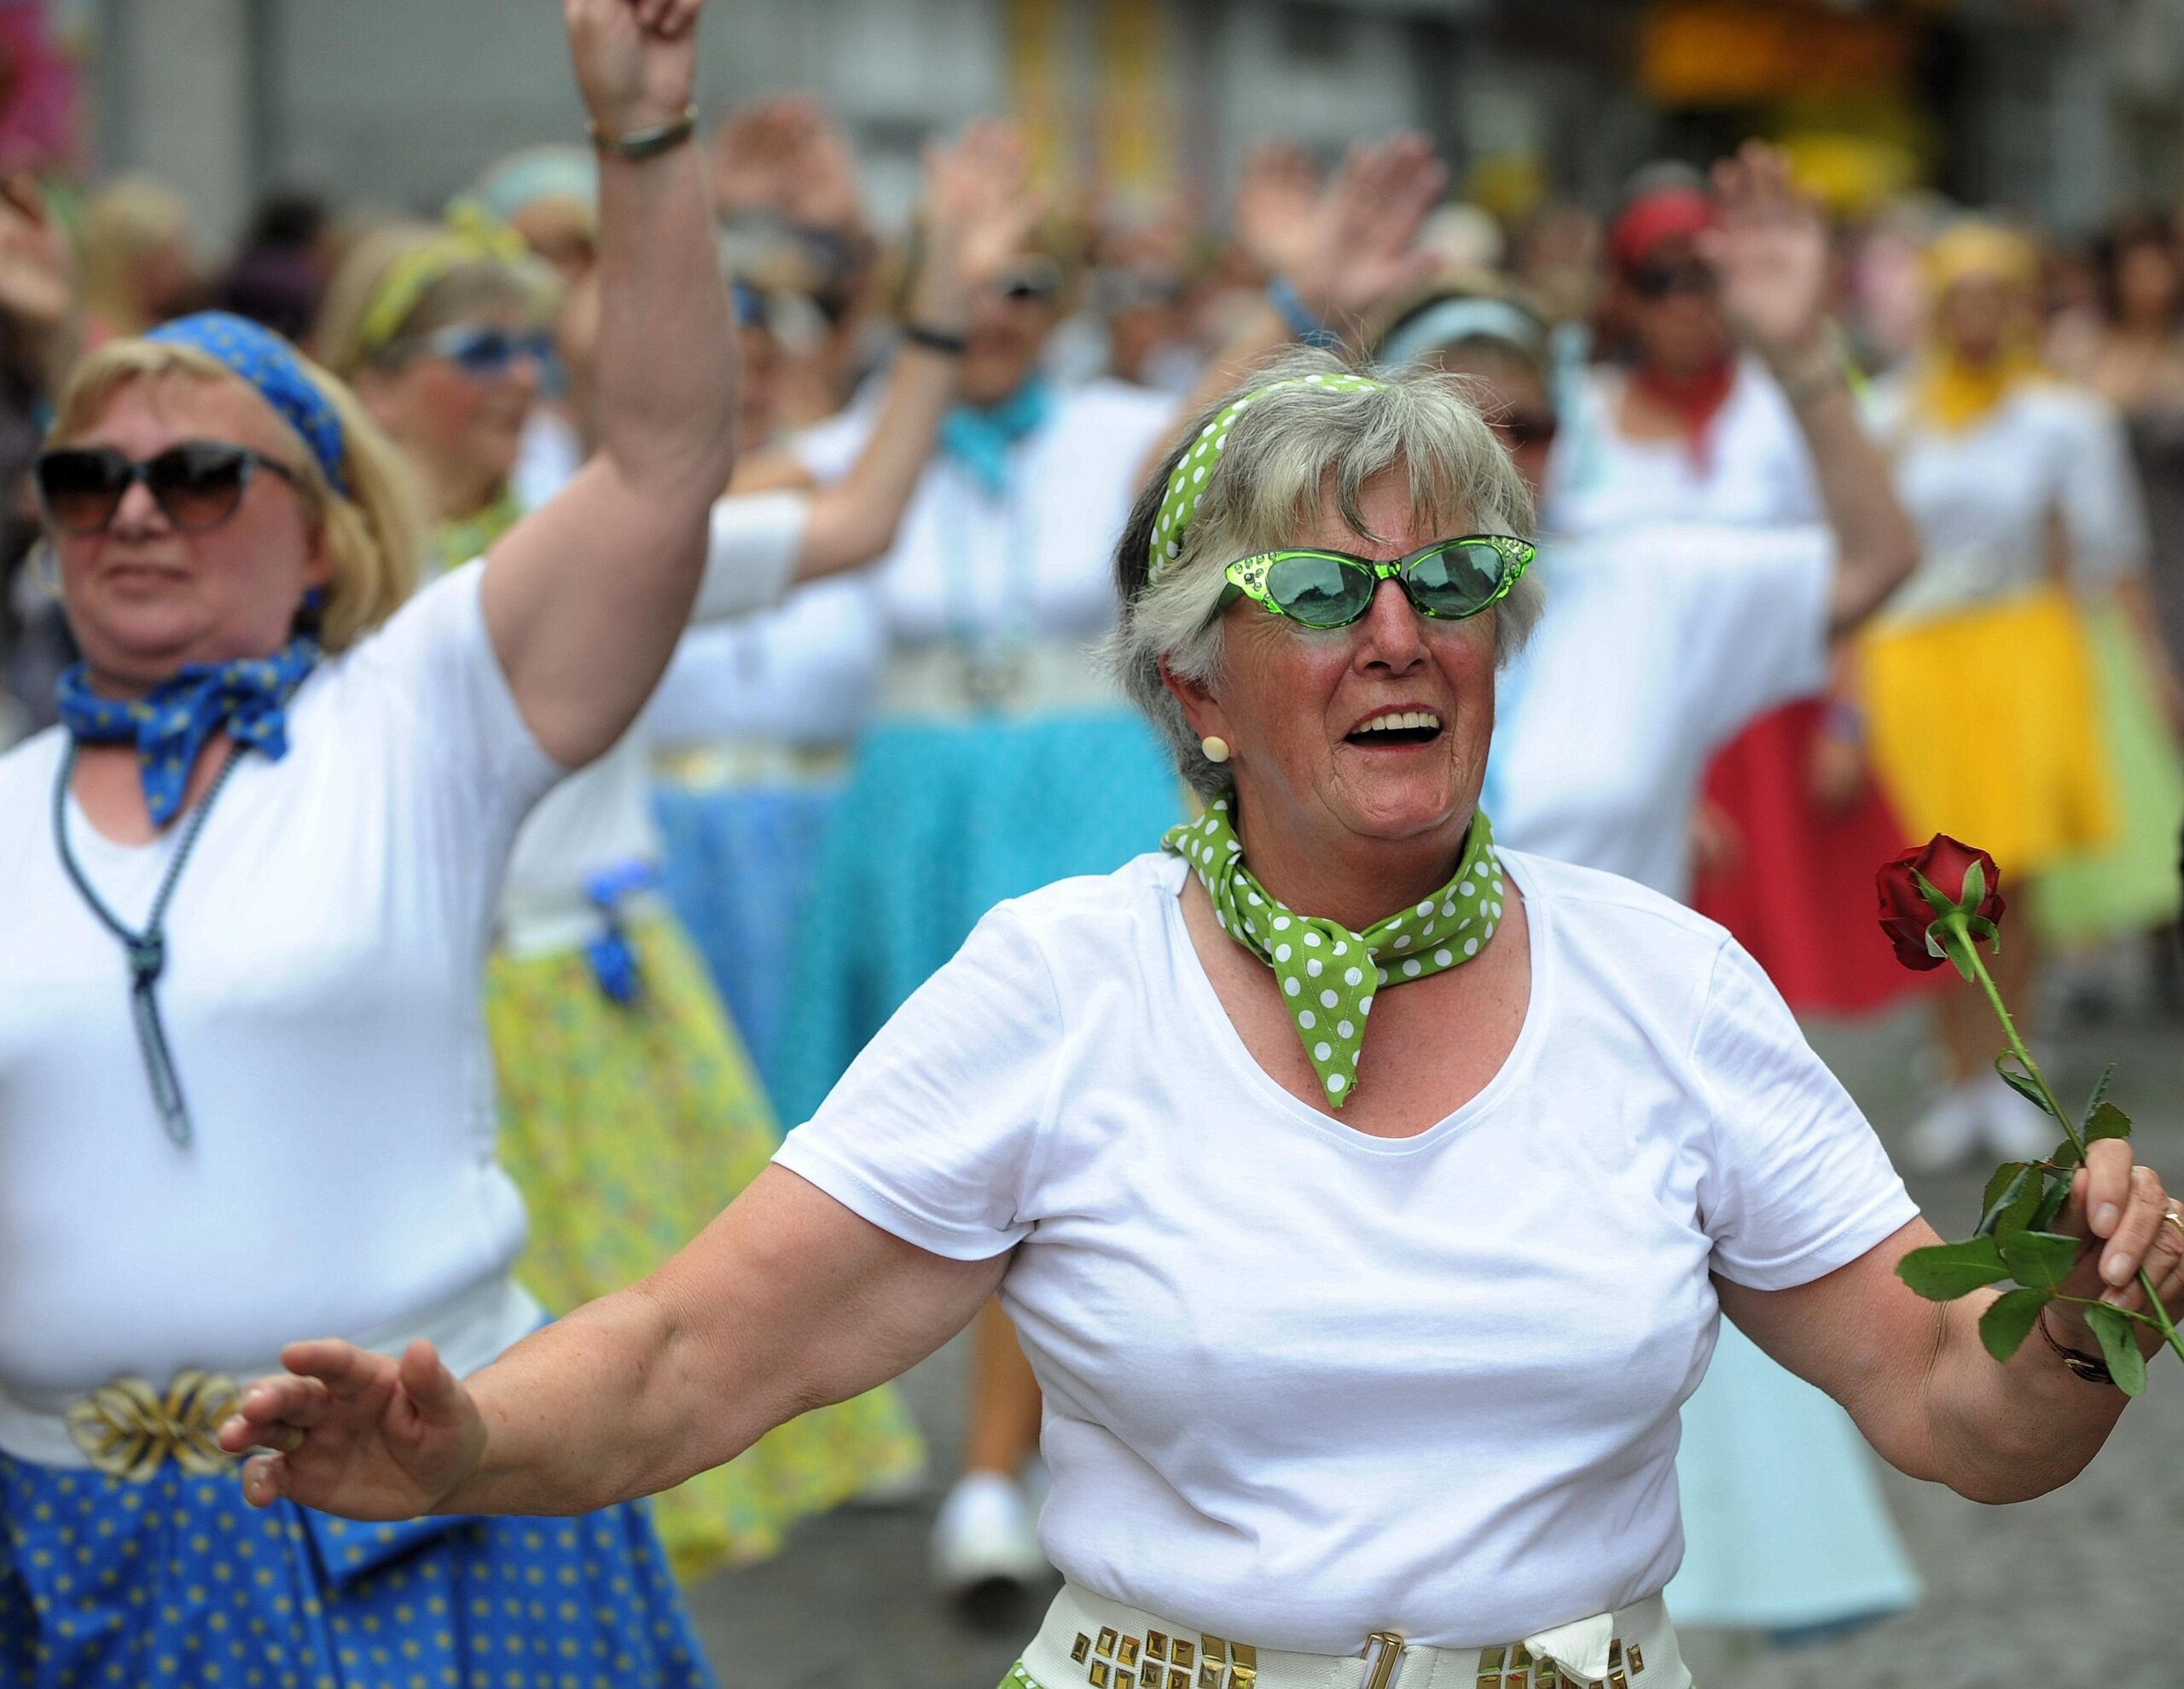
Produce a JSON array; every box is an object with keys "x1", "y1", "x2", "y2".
[
  {"x1": 563, "y1": 0, "x2": 703, "y2": 137},
  {"x1": 2043, "y1": 1139, "x2": 2184, "y2": 1360}
]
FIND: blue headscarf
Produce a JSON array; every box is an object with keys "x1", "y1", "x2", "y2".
[
  {"x1": 56, "y1": 637, "x2": 320, "y2": 827},
  {"x1": 145, "y1": 311, "x2": 351, "y2": 497}
]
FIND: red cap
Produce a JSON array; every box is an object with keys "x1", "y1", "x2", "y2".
[{"x1": 1609, "y1": 189, "x2": 1714, "y2": 276}]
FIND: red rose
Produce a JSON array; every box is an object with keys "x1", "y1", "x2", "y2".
[{"x1": 1877, "y1": 834, "x2": 2007, "y2": 972}]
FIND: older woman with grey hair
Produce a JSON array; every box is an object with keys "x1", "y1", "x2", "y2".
[{"x1": 226, "y1": 352, "x2": 2184, "y2": 1688}]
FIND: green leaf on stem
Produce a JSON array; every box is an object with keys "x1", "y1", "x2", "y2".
[
  {"x1": 1995, "y1": 1055, "x2": 2063, "y2": 1121},
  {"x1": 1979, "y1": 1286, "x2": 2052, "y2": 1362},
  {"x1": 1960, "y1": 858, "x2": 1986, "y2": 912},
  {"x1": 2083, "y1": 1303, "x2": 2148, "y2": 1398},
  {"x1": 1908, "y1": 866, "x2": 1959, "y2": 921},
  {"x1": 2085, "y1": 1102, "x2": 2132, "y2": 1145},
  {"x1": 2031, "y1": 1176, "x2": 2071, "y2": 1231},
  {"x1": 2083, "y1": 1063, "x2": 2117, "y2": 1125},
  {"x1": 1975, "y1": 1163, "x2": 2036, "y2": 1239},
  {"x1": 1998, "y1": 1230, "x2": 2081, "y2": 1291},
  {"x1": 1962, "y1": 914, "x2": 2001, "y2": 955},
  {"x1": 1897, "y1": 1236, "x2": 2010, "y2": 1301}
]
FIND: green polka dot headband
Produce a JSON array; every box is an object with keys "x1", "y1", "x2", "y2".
[{"x1": 1147, "y1": 373, "x2": 1386, "y2": 586}]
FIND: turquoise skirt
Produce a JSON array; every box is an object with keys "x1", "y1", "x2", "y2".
[
  {"x1": 652, "y1": 777, "x2": 844, "y2": 1101},
  {"x1": 772, "y1": 711, "x2": 1184, "y2": 1126}
]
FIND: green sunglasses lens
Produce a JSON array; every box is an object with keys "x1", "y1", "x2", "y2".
[
  {"x1": 1404, "y1": 541, "x2": 1510, "y2": 618},
  {"x1": 1263, "y1": 552, "x2": 1374, "y2": 627}
]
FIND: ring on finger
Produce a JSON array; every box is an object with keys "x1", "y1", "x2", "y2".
[{"x1": 2164, "y1": 1204, "x2": 2184, "y2": 1244}]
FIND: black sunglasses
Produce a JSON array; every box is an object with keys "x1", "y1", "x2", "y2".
[
  {"x1": 35, "y1": 441, "x2": 299, "y2": 536},
  {"x1": 1629, "y1": 257, "x2": 1715, "y2": 299}
]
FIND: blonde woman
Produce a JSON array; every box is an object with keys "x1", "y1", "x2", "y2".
[{"x1": 0, "y1": 0, "x2": 731, "y2": 1681}]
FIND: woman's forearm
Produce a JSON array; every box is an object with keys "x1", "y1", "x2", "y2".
[
  {"x1": 797, "y1": 343, "x2": 958, "y2": 578},
  {"x1": 1921, "y1": 1292, "x2": 2126, "y2": 1504},
  {"x1": 1768, "y1": 345, "x2": 1918, "y2": 632},
  {"x1": 593, "y1": 139, "x2": 738, "y2": 507},
  {"x1": 442, "y1": 1282, "x2": 772, "y2": 1517}
]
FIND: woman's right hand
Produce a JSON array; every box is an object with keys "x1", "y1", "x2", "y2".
[{"x1": 218, "y1": 1338, "x2": 488, "y2": 1521}]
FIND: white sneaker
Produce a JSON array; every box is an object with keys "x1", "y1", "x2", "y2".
[
  {"x1": 1979, "y1": 1071, "x2": 2060, "y2": 1162},
  {"x1": 930, "y1": 1471, "x2": 1048, "y2": 1600},
  {"x1": 1904, "y1": 1082, "x2": 1984, "y2": 1174}
]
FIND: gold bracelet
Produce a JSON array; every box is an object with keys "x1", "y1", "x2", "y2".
[{"x1": 589, "y1": 105, "x2": 698, "y2": 161}]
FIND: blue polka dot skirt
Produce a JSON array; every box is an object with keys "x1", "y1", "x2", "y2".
[{"x1": 0, "y1": 1448, "x2": 717, "y2": 1688}]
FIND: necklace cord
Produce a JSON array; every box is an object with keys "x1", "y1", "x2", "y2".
[{"x1": 52, "y1": 738, "x2": 247, "y2": 1148}]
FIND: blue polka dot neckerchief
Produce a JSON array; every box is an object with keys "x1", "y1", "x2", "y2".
[
  {"x1": 51, "y1": 739, "x2": 248, "y2": 1149},
  {"x1": 1164, "y1": 797, "x2": 1506, "y2": 1106},
  {"x1": 55, "y1": 636, "x2": 318, "y2": 828}
]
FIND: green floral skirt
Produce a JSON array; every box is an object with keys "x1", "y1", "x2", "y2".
[{"x1": 486, "y1": 914, "x2": 926, "y2": 1583}]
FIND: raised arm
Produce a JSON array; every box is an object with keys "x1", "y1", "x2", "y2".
[
  {"x1": 1704, "y1": 142, "x2": 1917, "y2": 635},
  {"x1": 218, "y1": 1166, "x2": 1003, "y2": 1519},
  {"x1": 790, "y1": 120, "x2": 1039, "y2": 582},
  {"x1": 479, "y1": 0, "x2": 738, "y2": 769}
]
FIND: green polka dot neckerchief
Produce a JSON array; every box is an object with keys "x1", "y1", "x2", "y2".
[
  {"x1": 1165, "y1": 797, "x2": 1506, "y2": 1106},
  {"x1": 1147, "y1": 372, "x2": 1385, "y2": 584}
]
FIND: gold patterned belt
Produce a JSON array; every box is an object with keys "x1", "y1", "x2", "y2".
[
  {"x1": 63, "y1": 1370, "x2": 241, "y2": 1482},
  {"x1": 1020, "y1": 1583, "x2": 1688, "y2": 1689}
]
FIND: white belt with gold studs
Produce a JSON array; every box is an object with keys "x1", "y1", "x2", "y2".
[{"x1": 1018, "y1": 1582, "x2": 1688, "y2": 1689}]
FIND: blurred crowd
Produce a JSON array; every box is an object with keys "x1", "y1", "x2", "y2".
[{"x1": 3, "y1": 86, "x2": 2181, "y2": 1629}]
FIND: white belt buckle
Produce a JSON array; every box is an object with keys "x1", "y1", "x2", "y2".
[{"x1": 1360, "y1": 1632, "x2": 1406, "y2": 1689}]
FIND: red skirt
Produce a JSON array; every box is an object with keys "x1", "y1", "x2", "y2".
[{"x1": 1693, "y1": 699, "x2": 1944, "y2": 1017}]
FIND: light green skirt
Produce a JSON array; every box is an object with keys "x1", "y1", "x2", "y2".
[
  {"x1": 486, "y1": 914, "x2": 926, "y2": 1583},
  {"x1": 2036, "y1": 603, "x2": 2184, "y2": 946}
]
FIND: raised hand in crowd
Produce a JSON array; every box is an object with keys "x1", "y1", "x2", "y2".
[
  {"x1": 1167, "y1": 131, "x2": 1446, "y2": 445},
  {"x1": 0, "y1": 175, "x2": 73, "y2": 370},
  {"x1": 1704, "y1": 140, "x2": 1919, "y2": 634},
  {"x1": 772, "y1": 118, "x2": 1040, "y2": 576},
  {"x1": 710, "y1": 93, "x2": 868, "y2": 242}
]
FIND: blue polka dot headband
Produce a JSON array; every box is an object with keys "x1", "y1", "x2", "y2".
[
  {"x1": 1146, "y1": 372, "x2": 1385, "y2": 586},
  {"x1": 146, "y1": 311, "x2": 351, "y2": 497}
]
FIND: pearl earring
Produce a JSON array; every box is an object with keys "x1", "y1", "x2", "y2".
[{"x1": 1200, "y1": 735, "x2": 1230, "y2": 763}]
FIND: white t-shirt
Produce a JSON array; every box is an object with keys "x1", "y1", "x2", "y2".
[
  {"x1": 1545, "y1": 357, "x2": 1821, "y2": 537},
  {"x1": 1486, "y1": 525, "x2": 1834, "y2": 898},
  {"x1": 774, "y1": 850, "x2": 1914, "y2": 1650},
  {"x1": 493, "y1": 493, "x2": 805, "y2": 951},
  {"x1": 1865, "y1": 376, "x2": 2148, "y2": 624},
  {"x1": 794, "y1": 378, "x2": 1174, "y2": 659},
  {"x1": 0, "y1": 565, "x2": 558, "y2": 1413}
]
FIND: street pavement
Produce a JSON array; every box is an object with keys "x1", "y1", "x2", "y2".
[{"x1": 684, "y1": 986, "x2": 2184, "y2": 1689}]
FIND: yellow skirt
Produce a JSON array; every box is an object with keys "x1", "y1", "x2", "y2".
[
  {"x1": 1862, "y1": 586, "x2": 2115, "y2": 880},
  {"x1": 486, "y1": 915, "x2": 926, "y2": 1583}
]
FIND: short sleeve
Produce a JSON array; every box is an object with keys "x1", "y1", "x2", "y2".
[
  {"x1": 770, "y1": 903, "x2": 1063, "y2": 1260},
  {"x1": 346, "y1": 561, "x2": 563, "y2": 832},
  {"x1": 2056, "y1": 398, "x2": 2151, "y2": 589},
  {"x1": 1691, "y1": 936, "x2": 1916, "y2": 1289},
  {"x1": 689, "y1": 491, "x2": 811, "y2": 624}
]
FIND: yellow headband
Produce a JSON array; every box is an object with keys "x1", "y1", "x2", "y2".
[{"x1": 355, "y1": 200, "x2": 535, "y2": 359}]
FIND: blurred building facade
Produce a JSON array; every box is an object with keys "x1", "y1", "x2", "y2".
[{"x1": 76, "y1": 0, "x2": 2184, "y2": 241}]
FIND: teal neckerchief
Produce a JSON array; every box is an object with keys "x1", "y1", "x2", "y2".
[
  {"x1": 940, "y1": 377, "x2": 1051, "y2": 500},
  {"x1": 1165, "y1": 798, "x2": 1505, "y2": 1106}
]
